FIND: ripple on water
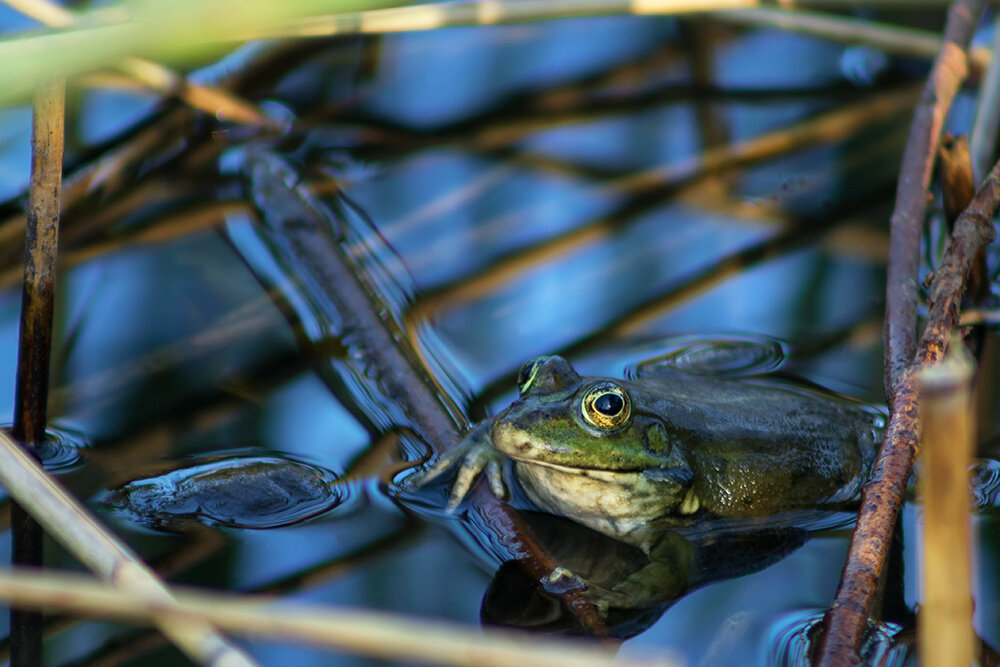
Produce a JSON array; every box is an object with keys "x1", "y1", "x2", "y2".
[
  {"x1": 765, "y1": 610, "x2": 909, "y2": 667},
  {"x1": 1, "y1": 423, "x2": 89, "y2": 473},
  {"x1": 625, "y1": 334, "x2": 787, "y2": 380},
  {"x1": 101, "y1": 454, "x2": 357, "y2": 531},
  {"x1": 971, "y1": 458, "x2": 1000, "y2": 510}
]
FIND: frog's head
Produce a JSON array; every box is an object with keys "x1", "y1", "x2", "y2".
[{"x1": 491, "y1": 356, "x2": 690, "y2": 477}]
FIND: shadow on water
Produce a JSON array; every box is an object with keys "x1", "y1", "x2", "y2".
[{"x1": 0, "y1": 8, "x2": 997, "y2": 667}]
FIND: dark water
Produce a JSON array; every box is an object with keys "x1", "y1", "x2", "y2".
[{"x1": 0, "y1": 8, "x2": 996, "y2": 667}]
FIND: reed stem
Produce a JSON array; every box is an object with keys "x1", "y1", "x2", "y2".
[
  {"x1": 917, "y1": 347, "x2": 976, "y2": 667},
  {"x1": 10, "y1": 76, "x2": 64, "y2": 667}
]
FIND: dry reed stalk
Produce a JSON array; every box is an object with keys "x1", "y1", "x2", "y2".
[
  {"x1": 263, "y1": 0, "x2": 959, "y2": 52},
  {"x1": 0, "y1": 429, "x2": 259, "y2": 667},
  {"x1": 0, "y1": 567, "x2": 678, "y2": 667},
  {"x1": 718, "y1": 8, "x2": 991, "y2": 74},
  {"x1": 917, "y1": 348, "x2": 976, "y2": 667},
  {"x1": 818, "y1": 90, "x2": 997, "y2": 667},
  {"x1": 881, "y1": 0, "x2": 983, "y2": 396},
  {"x1": 10, "y1": 76, "x2": 65, "y2": 667},
  {"x1": 817, "y1": 13, "x2": 983, "y2": 657}
]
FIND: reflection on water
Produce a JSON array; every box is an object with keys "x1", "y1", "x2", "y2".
[
  {"x1": 100, "y1": 454, "x2": 355, "y2": 530},
  {"x1": 972, "y1": 458, "x2": 1000, "y2": 511},
  {"x1": 480, "y1": 510, "x2": 809, "y2": 640},
  {"x1": 0, "y1": 8, "x2": 994, "y2": 666},
  {"x1": 766, "y1": 610, "x2": 907, "y2": 667}
]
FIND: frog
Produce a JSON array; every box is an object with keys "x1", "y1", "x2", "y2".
[{"x1": 418, "y1": 353, "x2": 881, "y2": 550}]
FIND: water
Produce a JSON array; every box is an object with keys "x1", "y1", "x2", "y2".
[
  {"x1": 100, "y1": 453, "x2": 355, "y2": 530},
  {"x1": 0, "y1": 8, "x2": 995, "y2": 667}
]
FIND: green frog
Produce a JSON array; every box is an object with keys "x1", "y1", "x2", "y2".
[{"x1": 421, "y1": 353, "x2": 881, "y2": 549}]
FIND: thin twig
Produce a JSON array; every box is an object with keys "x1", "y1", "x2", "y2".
[
  {"x1": 10, "y1": 76, "x2": 64, "y2": 667},
  {"x1": 817, "y1": 143, "x2": 999, "y2": 667},
  {"x1": 0, "y1": 429, "x2": 259, "y2": 666},
  {"x1": 882, "y1": 0, "x2": 982, "y2": 396},
  {"x1": 258, "y1": 0, "x2": 962, "y2": 61},
  {"x1": 0, "y1": 567, "x2": 676, "y2": 667},
  {"x1": 717, "y1": 8, "x2": 991, "y2": 74}
]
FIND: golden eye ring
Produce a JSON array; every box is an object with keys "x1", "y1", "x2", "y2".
[{"x1": 580, "y1": 382, "x2": 631, "y2": 431}]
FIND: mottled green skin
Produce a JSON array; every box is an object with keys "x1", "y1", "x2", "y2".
[{"x1": 490, "y1": 356, "x2": 880, "y2": 543}]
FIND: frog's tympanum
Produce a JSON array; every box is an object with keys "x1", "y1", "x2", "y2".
[{"x1": 423, "y1": 354, "x2": 881, "y2": 550}]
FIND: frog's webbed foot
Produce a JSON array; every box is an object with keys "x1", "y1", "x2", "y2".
[{"x1": 407, "y1": 422, "x2": 507, "y2": 511}]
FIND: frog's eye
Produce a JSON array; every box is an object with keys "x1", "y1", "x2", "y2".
[
  {"x1": 516, "y1": 357, "x2": 548, "y2": 395},
  {"x1": 580, "y1": 382, "x2": 631, "y2": 431}
]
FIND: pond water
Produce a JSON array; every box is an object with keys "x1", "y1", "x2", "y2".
[{"x1": 0, "y1": 7, "x2": 997, "y2": 667}]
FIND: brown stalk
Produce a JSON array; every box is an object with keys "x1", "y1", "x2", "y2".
[
  {"x1": 0, "y1": 567, "x2": 671, "y2": 667},
  {"x1": 816, "y1": 142, "x2": 999, "y2": 665},
  {"x1": 883, "y1": 0, "x2": 983, "y2": 397},
  {"x1": 10, "y1": 77, "x2": 65, "y2": 667},
  {"x1": 939, "y1": 135, "x2": 989, "y2": 303},
  {"x1": 246, "y1": 151, "x2": 609, "y2": 636},
  {"x1": 917, "y1": 348, "x2": 975, "y2": 667}
]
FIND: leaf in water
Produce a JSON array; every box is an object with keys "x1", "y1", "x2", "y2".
[
  {"x1": 626, "y1": 334, "x2": 787, "y2": 379},
  {"x1": 102, "y1": 455, "x2": 354, "y2": 531}
]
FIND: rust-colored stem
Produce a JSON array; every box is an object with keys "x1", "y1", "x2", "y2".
[
  {"x1": 883, "y1": 0, "x2": 982, "y2": 397},
  {"x1": 817, "y1": 142, "x2": 999, "y2": 667},
  {"x1": 10, "y1": 77, "x2": 64, "y2": 667}
]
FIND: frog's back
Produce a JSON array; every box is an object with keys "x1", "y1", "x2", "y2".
[{"x1": 632, "y1": 373, "x2": 881, "y2": 517}]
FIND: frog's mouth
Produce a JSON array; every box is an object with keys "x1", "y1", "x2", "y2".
[
  {"x1": 510, "y1": 456, "x2": 643, "y2": 477},
  {"x1": 492, "y1": 422, "x2": 662, "y2": 474}
]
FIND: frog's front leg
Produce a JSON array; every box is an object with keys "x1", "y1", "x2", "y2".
[
  {"x1": 409, "y1": 421, "x2": 508, "y2": 510},
  {"x1": 595, "y1": 531, "x2": 694, "y2": 610}
]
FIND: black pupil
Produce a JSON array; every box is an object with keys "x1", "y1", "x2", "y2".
[{"x1": 594, "y1": 392, "x2": 624, "y2": 416}]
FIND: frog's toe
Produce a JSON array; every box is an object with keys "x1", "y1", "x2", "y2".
[
  {"x1": 446, "y1": 447, "x2": 507, "y2": 511},
  {"x1": 485, "y1": 458, "x2": 505, "y2": 500},
  {"x1": 409, "y1": 451, "x2": 457, "y2": 487}
]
